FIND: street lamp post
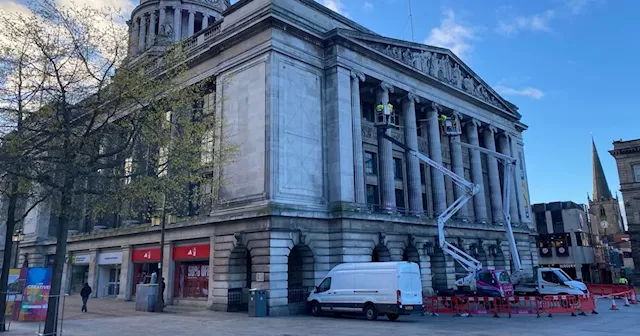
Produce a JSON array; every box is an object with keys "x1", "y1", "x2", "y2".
[
  {"x1": 152, "y1": 194, "x2": 167, "y2": 312},
  {"x1": 11, "y1": 229, "x2": 24, "y2": 268}
]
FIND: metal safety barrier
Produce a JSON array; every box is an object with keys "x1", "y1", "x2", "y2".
[{"x1": 423, "y1": 294, "x2": 602, "y2": 318}]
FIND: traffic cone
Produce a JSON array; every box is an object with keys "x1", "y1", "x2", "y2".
[
  {"x1": 610, "y1": 297, "x2": 618, "y2": 310},
  {"x1": 631, "y1": 292, "x2": 638, "y2": 304},
  {"x1": 624, "y1": 296, "x2": 630, "y2": 307}
]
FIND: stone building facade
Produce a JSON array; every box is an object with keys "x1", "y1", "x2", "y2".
[
  {"x1": 3, "y1": 0, "x2": 538, "y2": 315},
  {"x1": 610, "y1": 138, "x2": 640, "y2": 283}
]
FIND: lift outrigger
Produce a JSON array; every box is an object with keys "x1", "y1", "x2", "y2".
[{"x1": 374, "y1": 102, "x2": 524, "y2": 295}]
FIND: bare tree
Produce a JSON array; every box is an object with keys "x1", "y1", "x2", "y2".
[{"x1": 0, "y1": 1, "x2": 236, "y2": 334}]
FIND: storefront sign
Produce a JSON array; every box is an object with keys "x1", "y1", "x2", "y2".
[
  {"x1": 72, "y1": 255, "x2": 91, "y2": 265},
  {"x1": 19, "y1": 267, "x2": 52, "y2": 322},
  {"x1": 98, "y1": 252, "x2": 123, "y2": 265},
  {"x1": 132, "y1": 248, "x2": 161, "y2": 263},
  {"x1": 173, "y1": 244, "x2": 210, "y2": 260}
]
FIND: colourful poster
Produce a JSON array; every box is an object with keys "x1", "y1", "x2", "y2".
[
  {"x1": 18, "y1": 267, "x2": 52, "y2": 322},
  {"x1": 5, "y1": 268, "x2": 27, "y2": 321}
]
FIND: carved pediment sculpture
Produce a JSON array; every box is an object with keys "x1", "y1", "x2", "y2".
[{"x1": 365, "y1": 42, "x2": 508, "y2": 112}]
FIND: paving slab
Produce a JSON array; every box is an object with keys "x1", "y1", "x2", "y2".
[{"x1": 4, "y1": 296, "x2": 638, "y2": 336}]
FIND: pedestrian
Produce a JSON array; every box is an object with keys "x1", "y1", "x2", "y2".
[
  {"x1": 160, "y1": 277, "x2": 166, "y2": 307},
  {"x1": 80, "y1": 282, "x2": 92, "y2": 313}
]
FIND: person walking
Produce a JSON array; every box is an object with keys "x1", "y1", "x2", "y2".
[{"x1": 80, "y1": 283, "x2": 92, "y2": 313}]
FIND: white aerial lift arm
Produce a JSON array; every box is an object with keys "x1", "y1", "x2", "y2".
[{"x1": 374, "y1": 106, "x2": 523, "y2": 288}]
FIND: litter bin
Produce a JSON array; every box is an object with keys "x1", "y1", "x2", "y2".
[{"x1": 248, "y1": 288, "x2": 267, "y2": 317}]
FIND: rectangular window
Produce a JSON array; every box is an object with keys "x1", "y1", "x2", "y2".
[
  {"x1": 575, "y1": 232, "x2": 583, "y2": 246},
  {"x1": 535, "y1": 211, "x2": 548, "y2": 234},
  {"x1": 393, "y1": 158, "x2": 403, "y2": 181},
  {"x1": 634, "y1": 164, "x2": 640, "y2": 182},
  {"x1": 366, "y1": 184, "x2": 378, "y2": 206},
  {"x1": 124, "y1": 157, "x2": 133, "y2": 185},
  {"x1": 201, "y1": 129, "x2": 214, "y2": 164},
  {"x1": 395, "y1": 189, "x2": 405, "y2": 210},
  {"x1": 550, "y1": 210, "x2": 564, "y2": 233},
  {"x1": 422, "y1": 193, "x2": 428, "y2": 212},
  {"x1": 365, "y1": 152, "x2": 377, "y2": 175},
  {"x1": 420, "y1": 164, "x2": 426, "y2": 185},
  {"x1": 362, "y1": 102, "x2": 375, "y2": 122}
]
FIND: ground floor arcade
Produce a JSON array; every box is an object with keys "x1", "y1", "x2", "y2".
[{"x1": 16, "y1": 216, "x2": 538, "y2": 316}]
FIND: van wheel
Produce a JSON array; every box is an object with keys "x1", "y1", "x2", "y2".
[
  {"x1": 310, "y1": 301, "x2": 321, "y2": 316},
  {"x1": 387, "y1": 313, "x2": 399, "y2": 321},
  {"x1": 364, "y1": 304, "x2": 378, "y2": 321}
]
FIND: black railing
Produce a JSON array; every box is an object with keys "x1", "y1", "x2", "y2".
[
  {"x1": 227, "y1": 288, "x2": 248, "y2": 312},
  {"x1": 287, "y1": 288, "x2": 310, "y2": 303}
]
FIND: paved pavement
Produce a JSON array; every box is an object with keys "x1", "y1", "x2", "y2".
[{"x1": 4, "y1": 295, "x2": 638, "y2": 335}]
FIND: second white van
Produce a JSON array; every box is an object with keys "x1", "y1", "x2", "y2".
[{"x1": 307, "y1": 261, "x2": 423, "y2": 321}]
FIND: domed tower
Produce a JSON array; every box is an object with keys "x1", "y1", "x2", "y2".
[{"x1": 128, "y1": 0, "x2": 231, "y2": 57}]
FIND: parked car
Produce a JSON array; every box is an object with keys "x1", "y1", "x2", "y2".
[{"x1": 307, "y1": 261, "x2": 423, "y2": 321}]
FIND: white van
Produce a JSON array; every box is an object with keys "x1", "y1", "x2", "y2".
[{"x1": 307, "y1": 262, "x2": 423, "y2": 321}]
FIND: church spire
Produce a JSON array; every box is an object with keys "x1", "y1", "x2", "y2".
[{"x1": 592, "y1": 137, "x2": 612, "y2": 201}]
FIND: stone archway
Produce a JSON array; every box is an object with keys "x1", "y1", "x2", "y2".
[
  {"x1": 227, "y1": 245, "x2": 251, "y2": 312},
  {"x1": 493, "y1": 244, "x2": 507, "y2": 271},
  {"x1": 402, "y1": 244, "x2": 421, "y2": 267},
  {"x1": 287, "y1": 244, "x2": 314, "y2": 306},
  {"x1": 372, "y1": 244, "x2": 391, "y2": 262},
  {"x1": 430, "y1": 247, "x2": 447, "y2": 294}
]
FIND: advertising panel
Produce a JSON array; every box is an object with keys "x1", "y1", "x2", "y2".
[{"x1": 19, "y1": 267, "x2": 52, "y2": 322}]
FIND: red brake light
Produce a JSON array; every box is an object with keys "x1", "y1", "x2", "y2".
[{"x1": 397, "y1": 290, "x2": 402, "y2": 305}]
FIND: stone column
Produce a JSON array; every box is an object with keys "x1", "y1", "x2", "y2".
[
  {"x1": 206, "y1": 235, "x2": 215, "y2": 308},
  {"x1": 202, "y1": 14, "x2": 209, "y2": 29},
  {"x1": 118, "y1": 246, "x2": 133, "y2": 301},
  {"x1": 61, "y1": 253, "x2": 70, "y2": 294},
  {"x1": 88, "y1": 249, "x2": 98, "y2": 298},
  {"x1": 129, "y1": 20, "x2": 138, "y2": 56},
  {"x1": 483, "y1": 126, "x2": 504, "y2": 223},
  {"x1": 376, "y1": 82, "x2": 395, "y2": 211},
  {"x1": 147, "y1": 11, "x2": 156, "y2": 48},
  {"x1": 159, "y1": 7, "x2": 166, "y2": 28},
  {"x1": 402, "y1": 93, "x2": 423, "y2": 214},
  {"x1": 162, "y1": 242, "x2": 173, "y2": 305},
  {"x1": 427, "y1": 103, "x2": 446, "y2": 215},
  {"x1": 187, "y1": 10, "x2": 195, "y2": 36},
  {"x1": 326, "y1": 66, "x2": 355, "y2": 203},
  {"x1": 498, "y1": 133, "x2": 520, "y2": 224},
  {"x1": 465, "y1": 120, "x2": 488, "y2": 222},
  {"x1": 137, "y1": 14, "x2": 147, "y2": 52},
  {"x1": 173, "y1": 7, "x2": 182, "y2": 41},
  {"x1": 449, "y1": 112, "x2": 468, "y2": 219},
  {"x1": 350, "y1": 71, "x2": 366, "y2": 204}
]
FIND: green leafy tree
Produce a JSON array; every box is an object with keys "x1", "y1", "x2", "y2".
[{"x1": 0, "y1": 1, "x2": 237, "y2": 334}]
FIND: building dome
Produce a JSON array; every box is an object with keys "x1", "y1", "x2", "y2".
[{"x1": 129, "y1": 0, "x2": 231, "y2": 57}]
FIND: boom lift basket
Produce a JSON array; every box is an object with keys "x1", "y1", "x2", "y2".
[
  {"x1": 442, "y1": 116, "x2": 462, "y2": 136},
  {"x1": 375, "y1": 104, "x2": 397, "y2": 128}
]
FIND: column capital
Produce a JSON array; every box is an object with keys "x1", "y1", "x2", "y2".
[
  {"x1": 464, "y1": 118, "x2": 482, "y2": 129},
  {"x1": 482, "y1": 124, "x2": 498, "y2": 134},
  {"x1": 350, "y1": 70, "x2": 365, "y2": 82},
  {"x1": 452, "y1": 110, "x2": 465, "y2": 120},
  {"x1": 379, "y1": 81, "x2": 394, "y2": 94},
  {"x1": 407, "y1": 92, "x2": 420, "y2": 104},
  {"x1": 431, "y1": 101, "x2": 442, "y2": 112}
]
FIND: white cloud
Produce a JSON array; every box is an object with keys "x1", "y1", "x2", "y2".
[
  {"x1": 425, "y1": 9, "x2": 477, "y2": 59},
  {"x1": 497, "y1": 10, "x2": 556, "y2": 36},
  {"x1": 315, "y1": 0, "x2": 349, "y2": 17},
  {"x1": 495, "y1": 85, "x2": 545, "y2": 99},
  {"x1": 563, "y1": 0, "x2": 597, "y2": 15},
  {"x1": 363, "y1": 1, "x2": 373, "y2": 10}
]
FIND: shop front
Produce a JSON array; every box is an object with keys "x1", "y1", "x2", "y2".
[
  {"x1": 97, "y1": 251, "x2": 122, "y2": 297},
  {"x1": 69, "y1": 254, "x2": 91, "y2": 295},
  {"x1": 131, "y1": 247, "x2": 160, "y2": 296},
  {"x1": 173, "y1": 244, "x2": 210, "y2": 299}
]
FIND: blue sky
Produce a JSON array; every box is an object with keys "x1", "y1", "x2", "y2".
[
  {"x1": 3, "y1": 0, "x2": 636, "y2": 208},
  {"x1": 316, "y1": 0, "x2": 637, "y2": 207}
]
